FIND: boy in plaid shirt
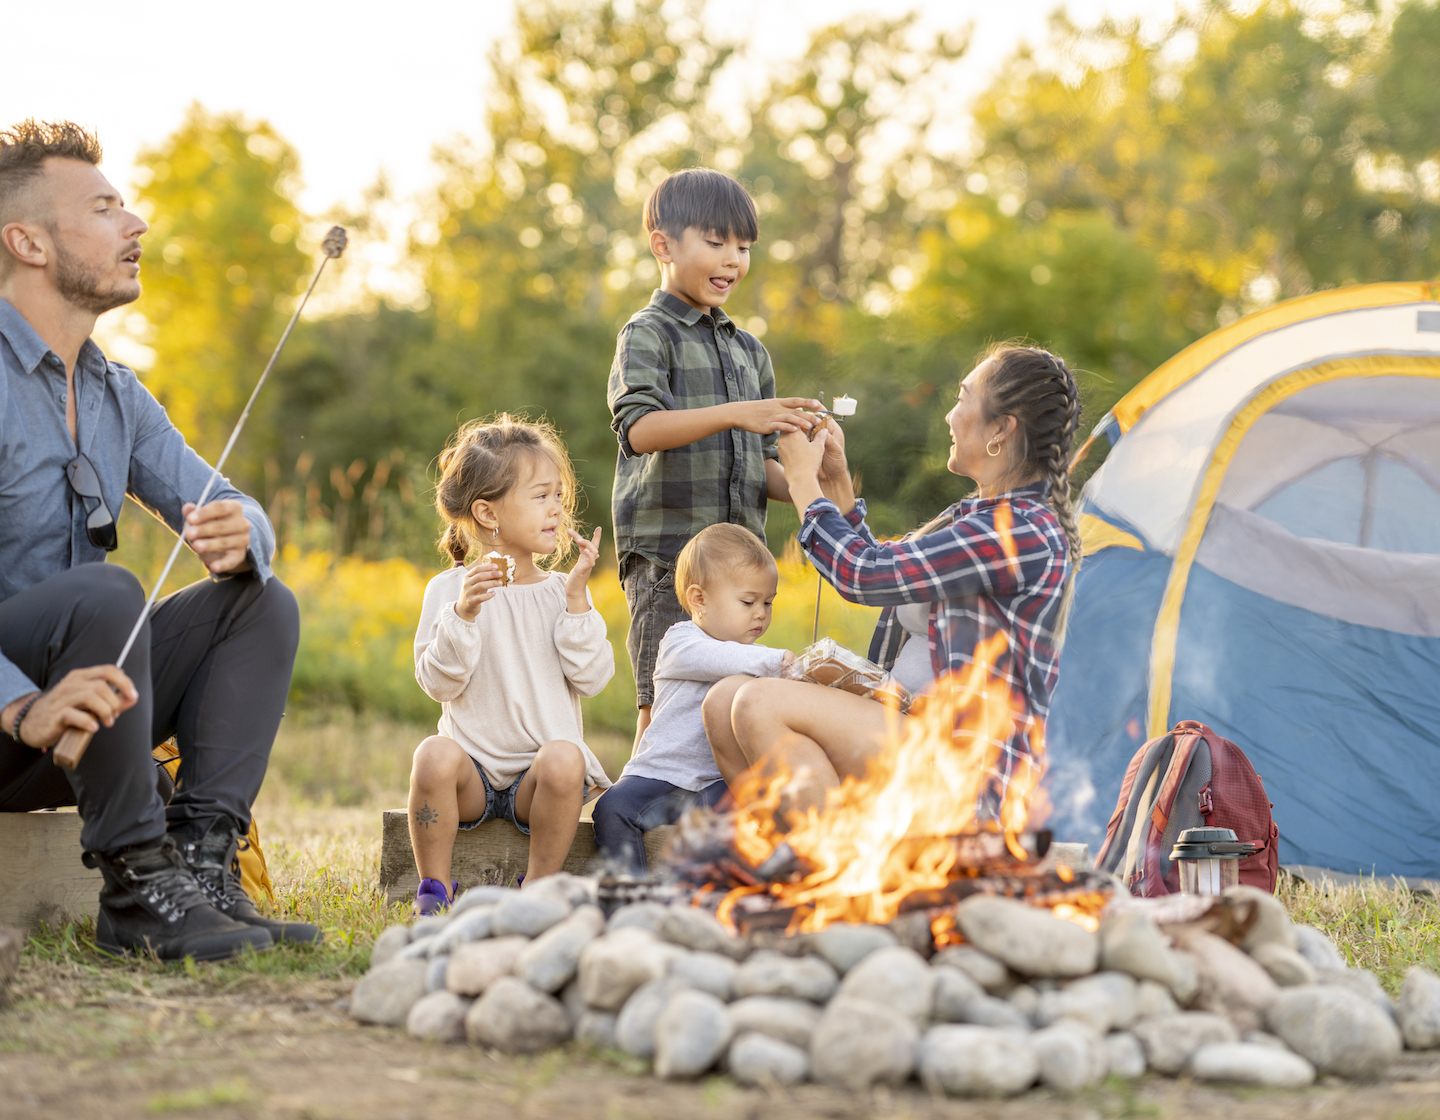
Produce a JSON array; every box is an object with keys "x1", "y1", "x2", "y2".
[{"x1": 608, "y1": 169, "x2": 820, "y2": 748}]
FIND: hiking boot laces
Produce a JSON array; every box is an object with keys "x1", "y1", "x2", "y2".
[
  {"x1": 111, "y1": 843, "x2": 212, "y2": 926},
  {"x1": 179, "y1": 832, "x2": 254, "y2": 915}
]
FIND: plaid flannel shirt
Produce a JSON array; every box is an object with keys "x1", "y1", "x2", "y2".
[
  {"x1": 608, "y1": 290, "x2": 778, "y2": 569},
  {"x1": 797, "y1": 484, "x2": 1070, "y2": 814}
]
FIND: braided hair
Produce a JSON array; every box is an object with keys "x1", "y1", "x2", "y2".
[
  {"x1": 980, "y1": 344, "x2": 1084, "y2": 638},
  {"x1": 433, "y1": 413, "x2": 579, "y2": 567}
]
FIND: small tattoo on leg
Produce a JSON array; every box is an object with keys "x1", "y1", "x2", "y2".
[{"x1": 415, "y1": 802, "x2": 438, "y2": 829}]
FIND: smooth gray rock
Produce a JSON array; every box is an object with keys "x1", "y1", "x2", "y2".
[
  {"x1": 1315, "y1": 966, "x2": 1398, "y2": 1021},
  {"x1": 490, "y1": 892, "x2": 572, "y2": 939},
  {"x1": 734, "y1": 950, "x2": 839, "y2": 1003},
  {"x1": 932, "y1": 966, "x2": 987, "y2": 1021},
  {"x1": 1268, "y1": 985, "x2": 1402, "y2": 1078},
  {"x1": 1179, "y1": 929, "x2": 1280, "y2": 1032},
  {"x1": 559, "y1": 979, "x2": 587, "y2": 1027},
  {"x1": 577, "y1": 927, "x2": 684, "y2": 1010},
  {"x1": 1099, "y1": 910, "x2": 1189, "y2": 993},
  {"x1": 465, "y1": 976, "x2": 571, "y2": 1053},
  {"x1": 406, "y1": 989, "x2": 470, "y2": 1041},
  {"x1": 398, "y1": 933, "x2": 439, "y2": 961},
  {"x1": 1135, "y1": 979, "x2": 1179, "y2": 1020},
  {"x1": 658, "y1": 904, "x2": 747, "y2": 960},
  {"x1": 427, "y1": 905, "x2": 497, "y2": 956},
  {"x1": 807, "y1": 923, "x2": 899, "y2": 974},
  {"x1": 1250, "y1": 943, "x2": 1316, "y2": 987},
  {"x1": 654, "y1": 990, "x2": 732, "y2": 1079},
  {"x1": 1294, "y1": 923, "x2": 1346, "y2": 972},
  {"x1": 1399, "y1": 967, "x2": 1440, "y2": 1050},
  {"x1": 1105, "y1": 1031, "x2": 1147, "y2": 1079},
  {"x1": 450, "y1": 884, "x2": 516, "y2": 917},
  {"x1": 956, "y1": 896, "x2": 1099, "y2": 978},
  {"x1": 575, "y1": 1010, "x2": 618, "y2": 1049},
  {"x1": 726, "y1": 996, "x2": 821, "y2": 1049},
  {"x1": 668, "y1": 951, "x2": 739, "y2": 1001},
  {"x1": 369, "y1": 924, "x2": 411, "y2": 969},
  {"x1": 728, "y1": 1031, "x2": 809, "y2": 1086},
  {"x1": 445, "y1": 936, "x2": 529, "y2": 997},
  {"x1": 607, "y1": 901, "x2": 670, "y2": 934},
  {"x1": 932, "y1": 944, "x2": 1012, "y2": 993},
  {"x1": 351, "y1": 958, "x2": 429, "y2": 1026},
  {"x1": 615, "y1": 977, "x2": 682, "y2": 1058},
  {"x1": 514, "y1": 905, "x2": 605, "y2": 993},
  {"x1": 523, "y1": 871, "x2": 598, "y2": 908},
  {"x1": 810, "y1": 996, "x2": 918, "y2": 1089},
  {"x1": 1224, "y1": 885, "x2": 1298, "y2": 953},
  {"x1": 1133, "y1": 1012, "x2": 1239, "y2": 1074},
  {"x1": 410, "y1": 914, "x2": 449, "y2": 940},
  {"x1": 918, "y1": 1024, "x2": 1038, "y2": 1097},
  {"x1": 1007, "y1": 983, "x2": 1040, "y2": 1024},
  {"x1": 957, "y1": 994, "x2": 1032, "y2": 1031},
  {"x1": 424, "y1": 955, "x2": 449, "y2": 993},
  {"x1": 1244, "y1": 1030, "x2": 1290, "y2": 1050},
  {"x1": 1038, "y1": 971, "x2": 1138, "y2": 1033},
  {"x1": 1190, "y1": 1042, "x2": 1316, "y2": 1088},
  {"x1": 836, "y1": 946, "x2": 934, "y2": 1023},
  {"x1": 1033, "y1": 1021, "x2": 1108, "y2": 1092}
]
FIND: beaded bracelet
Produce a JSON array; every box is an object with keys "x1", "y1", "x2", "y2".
[{"x1": 10, "y1": 693, "x2": 39, "y2": 744}]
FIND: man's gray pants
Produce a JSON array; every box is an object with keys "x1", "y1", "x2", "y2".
[{"x1": 0, "y1": 563, "x2": 299, "y2": 852}]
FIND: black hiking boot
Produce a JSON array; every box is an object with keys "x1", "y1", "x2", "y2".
[
  {"x1": 175, "y1": 818, "x2": 322, "y2": 946},
  {"x1": 86, "y1": 836, "x2": 274, "y2": 962}
]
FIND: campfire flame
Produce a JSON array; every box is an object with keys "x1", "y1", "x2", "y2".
[{"x1": 719, "y1": 629, "x2": 1047, "y2": 933}]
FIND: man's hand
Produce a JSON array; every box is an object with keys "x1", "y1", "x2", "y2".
[
  {"x1": 730, "y1": 398, "x2": 823, "y2": 436},
  {"x1": 565, "y1": 526, "x2": 603, "y2": 613},
  {"x1": 455, "y1": 559, "x2": 504, "y2": 622},
  {"x1": 1, "y1": 667, "x2": 138, "y2": 750},
  {"x1": 183, "y1": 500, "x2": 253, "y2": 574}
]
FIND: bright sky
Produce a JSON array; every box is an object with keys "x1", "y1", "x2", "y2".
[{"x1": 6, "y1": 0, "x2": 1181, "y2": 309}]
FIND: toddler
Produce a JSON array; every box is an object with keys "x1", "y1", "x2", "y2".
[{"x1": 592, "y1": 523, "x2": 790, "y2": 875}]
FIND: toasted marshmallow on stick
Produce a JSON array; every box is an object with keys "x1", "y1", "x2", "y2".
[
  {"x1": 483, "y1": 550, "x2": 516, "y2": 586},
  {"x1": 831, "y1": 394, "x2": 857, "y2": 417}
]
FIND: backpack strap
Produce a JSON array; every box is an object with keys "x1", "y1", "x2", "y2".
[{"x1": 1139, "y1": 726, "x2": 1203, "y2": 893}]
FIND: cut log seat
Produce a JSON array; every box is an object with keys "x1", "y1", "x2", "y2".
[
  {"x1": 0, "y1": 808, "x2": 101, "y2": 933},
  {"x1": 378, "y1": 810, "x2": 672, "y2": 905}
]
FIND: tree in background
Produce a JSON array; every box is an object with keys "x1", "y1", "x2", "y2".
[{"x1": 133, "y1": 104, "x2": 309, "y2": 467}]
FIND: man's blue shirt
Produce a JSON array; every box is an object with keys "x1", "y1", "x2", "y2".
[{"x1": 0, "y1": 297, "x2": 274, "y2": 709}]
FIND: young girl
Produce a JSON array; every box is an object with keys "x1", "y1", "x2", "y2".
[{"x1": 409, "y1": 415, "x2": 613, "y2": 913}]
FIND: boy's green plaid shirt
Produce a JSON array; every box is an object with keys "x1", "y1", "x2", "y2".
[{"x1": 608, "y1": 289, "x2": 778, "y2": 569}]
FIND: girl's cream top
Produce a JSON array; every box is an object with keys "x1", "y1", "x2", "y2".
[{"x1": 414, "y1": 567, "x2": 615, "y2": 792}]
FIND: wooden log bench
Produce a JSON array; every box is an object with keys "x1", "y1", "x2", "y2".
[
  {"x1": 0, "y1": 808, "x2": 101, "y2": 933},
  {"x1": 378, "y1": 810, "x2": 673, "y2": 906}
]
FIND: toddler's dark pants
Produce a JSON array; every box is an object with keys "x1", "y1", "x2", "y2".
[
  {"x1": 592, "y1": 773, "x2": 729, "y2": 876},
  {"x1": 0, "y1": 563, "x2": 299, "y2": 853}
]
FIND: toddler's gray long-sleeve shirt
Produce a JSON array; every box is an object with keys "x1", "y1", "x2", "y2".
[{"x1": 621, "y1": 619, "x2": 786, "y2": 791}]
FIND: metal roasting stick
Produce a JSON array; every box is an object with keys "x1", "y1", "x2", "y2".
[{"x1": 51, "y1": 227, "x2": 349, "y2": 771}]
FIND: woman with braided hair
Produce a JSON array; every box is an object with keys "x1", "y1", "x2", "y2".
[{"x1": 704, "y1": 344, "x2": 1082, "y2": 819}]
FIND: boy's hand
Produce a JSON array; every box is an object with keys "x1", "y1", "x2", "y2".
[
  {"x1": 731, "y1": 398, "x2": 824, "y2": 436},
  {"x1": 456, "y1": 560, "x2": 504, "y2": 622},
  {"x1": 780, "y1": 650, "x2": 796, "y2": 672},
  {"x1": 565, "y1": 526, "x2": 603, "y2": 612}
]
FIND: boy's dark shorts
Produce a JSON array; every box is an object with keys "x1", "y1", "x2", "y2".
[
  {"x1": 620, "y1": 556, "x2": 690, "y2": 709},
  {"x1": 459, "y1": 756, "x2": 531, "y2": 836}
]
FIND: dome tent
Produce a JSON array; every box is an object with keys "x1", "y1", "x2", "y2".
[{"x1": 1045, "y1": 283, "x2": 1440, "y2": 881}]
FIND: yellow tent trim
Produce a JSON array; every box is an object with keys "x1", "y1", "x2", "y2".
[
  {"x1": 152, "y1": 740, "x2": 275, "y2": 906},
  {"x1": 1080, "y1": 513, "x2": 1144, "y2": 556},
  {"x1": 1145, "y1": 355, "x2": 1440, "y2": 738},
  {"x1": 1113, "y1": 283, "x2": 1439, "y2": 433}
]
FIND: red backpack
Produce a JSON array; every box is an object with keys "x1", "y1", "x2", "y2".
[{"x1": 1095, "y1": 720, "x2": 1279, "y2": 896}]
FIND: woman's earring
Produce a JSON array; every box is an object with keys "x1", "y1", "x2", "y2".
[
  {"x1": 986, "y1": 437, "x2": 1003, "y2": 458},
  {"x1": 491, "y1": 525, "x2": 499, "y2": 544}
]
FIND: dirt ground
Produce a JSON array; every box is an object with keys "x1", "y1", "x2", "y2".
[{"x1": 5, "y1": 964, "x2": 1440, "y2": 1120}]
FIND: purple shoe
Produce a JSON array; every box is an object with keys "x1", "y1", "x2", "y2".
[{"x1": 415, "y1": 877, "x2": 457, "y2": 916}]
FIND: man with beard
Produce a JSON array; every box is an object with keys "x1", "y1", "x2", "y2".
[{"x1": 0, "y1": 120, "x2": 316, "y2": 960}]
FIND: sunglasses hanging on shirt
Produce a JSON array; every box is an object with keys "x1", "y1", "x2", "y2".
[{"x1": 65, "y1": 452, "x2": 118, "y2": 551}]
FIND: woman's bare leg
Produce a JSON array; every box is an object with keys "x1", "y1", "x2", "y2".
[
  {"x1": 702, "y1": 675, "x2": 752, "y2": 786},
  {"x1": 512, "y1": 739, "x2": 586, "y2": 882},
  {"x1": 730, "y1": 678, "x2": 901, "y2": 813},
  {"x1": 408, "y1": 735, "x2": 488, "y2": 888}
]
